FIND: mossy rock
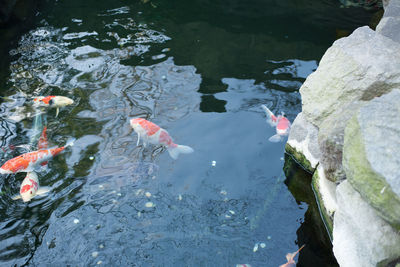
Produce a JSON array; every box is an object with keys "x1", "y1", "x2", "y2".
[
  {"x1": 311, "y1": 168, "x2": 334, "y2": 239},
  {"x1": 343, "y1": 90, "x2": 400, "y2": 231},
  {"x1": 285, "y1": 143, "x2": 315, "y2": 174}
]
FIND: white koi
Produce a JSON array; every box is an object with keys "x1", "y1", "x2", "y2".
[
  {"x1": 33, "y1": 96, "x2": 74, "y2": 117},
  {"x1": 130, "y1": 118, "x2": 194, "y2": 159}
]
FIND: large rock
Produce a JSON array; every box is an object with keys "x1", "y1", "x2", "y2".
[
  {"x1": 317, "y1": 101, "x2": 365, "y2": 182},
  {"x1": 285, "y1": 112, "x2": 321, "y2": 173},
  {"x1": 376, "y1": 0, "x2": 400, "y2": 43},
  {"x1": 300, "y1": 26, "x2": 400, "y2": 126},
  {"x1": 343, "y1": 89, "x2": 400, "y2": 230},
  {"x1": 333, "y1": 181, "x2": 400, "y2": 267}
]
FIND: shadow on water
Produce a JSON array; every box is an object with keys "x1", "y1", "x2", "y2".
[
  {"x1": 283, "y1": 154, "x2": 338, "y2": 267},
  {"x1": 0, "y1": 0, "x2": 379, "y2": 266}
]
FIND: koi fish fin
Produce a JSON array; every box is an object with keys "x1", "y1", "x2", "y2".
[
  {"x1": 37, "y1": 186, "x2": 51, "y2": 196},
  {"x1": 268, "y1": 134, "x2": 282, "y2": 143},
  {"x1": 261, "y1": 105, "x2": 277, "y2": 126},
  {"x1": 55, "y1": 107, "x2": 59, "y2": 117},
  {"x1": 136, "y1": 132, "x2": 140, "y2": 146},
  {"x1": 12, "y1": 194, "x2": 22, "y2": 200},
  {"x1": 168, "y1": 145, "x2": 194, "y2": 160},
  {"x1": 0, "y1": 96, "x2": 13, "y2": 101},
  {"x1": 65, "y1": 138, "x2": 75, "y2": 147},
  {"x1": 142, "y1": 135, "x2": 149, "y2": 148}
]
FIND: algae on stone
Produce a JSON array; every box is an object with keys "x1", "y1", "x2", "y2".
[
  {"x1": 311, "y1": 167, "x2": 336, "y2": 239},
  {"x1": 285, "y1": 143, "x2": 314, "y2": 174},
  {"x1": 343, "y1": 111, "x2": 400, "y2": 230},
  {"x1": 285, "y1": 112, "x2": 320, "y2": 173}
]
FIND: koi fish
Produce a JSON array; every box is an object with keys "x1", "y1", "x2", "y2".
[
  {"x1": 33, "y1": 96, "x2": 74, "y2": 117},
  {"x1": 261, "y1": 105, "x2": 291, "y2": 142},
  {"x1": 0, "y1": 139, "x2": 74, "y2": 174},
  {"x1": 279, "y1": 244, "x2": 305, "y2": 267},
  {"x1": 12, "y1": 172, "x2": 51, "y2": 202},
  {"x1": 130, "y1": 118, "x2": 194, "y2": 159}
]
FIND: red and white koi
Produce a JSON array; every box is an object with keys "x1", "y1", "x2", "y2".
[
  {"x1": 261, "y1": 105, "x2": 291, "y2": 142},
  {"x1": 0, "y1": 139, "x2": 74, "y2": 174},
  {"x1": 33, "y1": 96, "x2": 74, "y2": 117},
  {"x1": 130, "y1": 118, "x2": 194, "y2": 159},
  {"x1": 12, "y1": 172, "x2": 51, "y2": 202}
]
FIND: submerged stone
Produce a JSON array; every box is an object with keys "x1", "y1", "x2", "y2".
[{"x1": 343, "y1": 89, "x2": 400, "y2": 230}]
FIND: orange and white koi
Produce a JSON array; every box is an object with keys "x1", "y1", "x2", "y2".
[
  {"x1": 261, "y1": 105, "x2": 291, "y2": 142},
  {"x1": 130, "y1": 118, "x2": 194, "y2": 159},
  {"x1": 33, "y1": 96, "x2": 74, "y2": 117},
  {"x1": 12, "y1": 172, "x2": 51, "y2": 202},
  {"x1": 0, "y1": 139, "x2": 74, "y2": 174}
]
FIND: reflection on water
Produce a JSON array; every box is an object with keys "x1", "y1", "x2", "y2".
[{"x1": 0, "y1": 0, "x2": 376, "y2": 265}]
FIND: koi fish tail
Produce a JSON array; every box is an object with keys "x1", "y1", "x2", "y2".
[
  {"x1": 167, "y1": 145, "x2": 194, "y2": 160},
  {"x1": 261, "y1": 105, "x2": 277, "y2": 126},
  {"x1": 268, "y1": 134, "x2": 282, "y2": 143}
]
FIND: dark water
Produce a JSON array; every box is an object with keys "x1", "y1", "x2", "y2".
[{"x1": 0, "y1": 0, "x2": 377, "y2": 266}]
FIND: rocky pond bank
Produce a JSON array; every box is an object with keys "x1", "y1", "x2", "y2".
[{"x1": 285, "y1": 0, "x2": 400, "y2": 266}]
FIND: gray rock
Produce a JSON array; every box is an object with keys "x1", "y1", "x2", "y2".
[
  {"x1": 318, "y1": 101, "x2": 365, "y2": 182},
  {"x1": 300, "y1": 26, "x2": 400, "y2": 126},
  {"x1": 285, "y1": 112, "x2": 321, "y2": 173},
  {"x1": 382, "y1": 0, "x2": 400, "y2": 16},
  {"x1": 376, "y1": 17, "x2": 400, "y2": 43},
  {"x1": 376, "y1": 0, "x2": 400, "y2": 43},
  {"x1": 333, "y1": 181, "x2": 400, "y2": 267},
  {"x1": 343, "y1": 89, "x2": 400, "y2": 230}
]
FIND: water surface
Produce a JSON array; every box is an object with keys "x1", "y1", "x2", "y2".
[{"x1": 0, "y1": 0, "x2": 377, "y2": 266}]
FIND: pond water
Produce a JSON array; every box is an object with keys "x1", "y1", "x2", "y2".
[{"x1": 0, "y1": 0, "x2": 377, "y2": 266}]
